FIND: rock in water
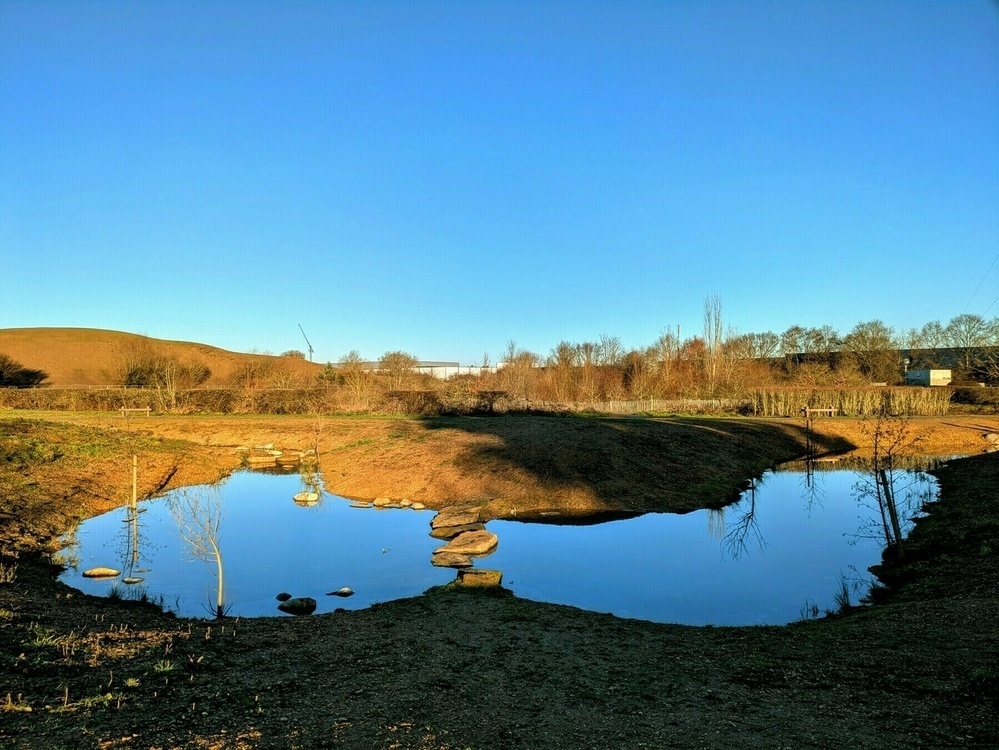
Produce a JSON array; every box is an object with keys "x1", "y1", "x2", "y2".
[
  {"x1": 430, "y1": 505, "x2": 481, "y2": 529},
  {"x1": 431, "y1": 552, "x2": 473, "y2": 568},
  {"x1": 434, "y1": 530, "x2": 499, "y2": 556},
  {"x1": 277, "y1": 597, "x2": 317, "y2": 616},
  {"x1": 82, "y1": 567, "x2": 120, "y2": 579},
  {"x1": 293, "y1": 491, "x2": 319, "y2": 506},
  {"x1": 456, "y1": 569, "x2": 503, "y2": 587},
  {"x1": 275, "y1": 592, "x2": 292, "y2": 602},
  {"x1": 429, "y1": 522, "x2": 486, "y2": 540},
  {"x1": 327, "y1": 587, "x2": 354, "y2": 597}
]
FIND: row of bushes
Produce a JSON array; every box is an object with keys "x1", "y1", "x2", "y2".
[
  {"x1": 4, "y1": 384, "x2": 995, "y2": 417},
  {"x1": 744, "y1": 387, "x2": 955, "y2": 417}
]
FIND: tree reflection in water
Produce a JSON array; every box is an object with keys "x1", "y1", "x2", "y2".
[
  {"x1": 721, "y1": 476, "x2": 768, "y2": 560},
  {"x1": 167, "y1": 485, "x2": 229, "y2": 618}
]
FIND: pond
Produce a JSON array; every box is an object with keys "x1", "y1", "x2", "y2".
[{"x1": 57, "y1": 462, "x2": 941, "y2": 626}]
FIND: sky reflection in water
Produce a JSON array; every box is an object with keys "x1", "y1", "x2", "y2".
[{"x1": 58, "y1": 467, "x2": 937, "y2": 625}]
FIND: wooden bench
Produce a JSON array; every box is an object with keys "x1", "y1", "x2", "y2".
[
  {"x1": 120, "y1": 407, "x2": 151, "y2": 417},
  {"x1": 801, "y1": 406, "x2": 837, "y2": 418}
]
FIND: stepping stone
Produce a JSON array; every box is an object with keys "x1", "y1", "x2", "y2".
[
  {"x1": 431, "y1": 552, "x2": 473, "y2": 568},
  {"x1": 430, "y1": 505, "x2": 481, "y2": 529},
  {"x1": 430, "y1": 523, "x2": 486, "y2": 540},
  {"x1": 82, "y1": 567, "x2": 120, "y2": 578},
  {"x1": 434, "y1": 530, "x2": 498, "y2": 557},
  {"x1": 456, "y1": 569, "x2": 503, "y2": 588}
]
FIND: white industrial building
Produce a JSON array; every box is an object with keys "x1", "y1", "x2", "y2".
[{"x1": 904, "y1": 369, "x2": 953, "y2": 387}]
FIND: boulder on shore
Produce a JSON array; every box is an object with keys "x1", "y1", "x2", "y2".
[{"x1": 277, "y1": 597, "x2": 317, "y2": 616}]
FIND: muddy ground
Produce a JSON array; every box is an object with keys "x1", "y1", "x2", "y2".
[{"x1": 1, "y1": 412, "x2": 998, "y2": 748}]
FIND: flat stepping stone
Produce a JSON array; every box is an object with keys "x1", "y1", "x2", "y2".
[
  {"x1": 456, "y1": 569, "x2": 503, "y2": 587},
  {"x1": 82, "y1": 567, "x2": 120, "y2": 578},
  {"x1": 349, "y1": 501, "x2": 372, "y2": 508},
  {"x1": 431, "y1": 552, "x2": 473, "y2": 568},
  {"x1": 430, "y1": 523, "x2": 485, "y2": 540},
  {"x1": 293, "y1": 492, "x2": 319, "y2": 506},
  {"x1": 245, "y1": 455, "x2": 277, "y2": 466},
  {"x1": 434, "y1": 530, "x2": 498, "y2": 557},
  {"x1": 430, "y1": 505, "x2": 481, "y2": 529},
  {"x1": 327, "y1": 587, "x2": 354, "y2": 597},
  {"x1": 121, "y1": 577, "x2": 144, "y2": 585}
]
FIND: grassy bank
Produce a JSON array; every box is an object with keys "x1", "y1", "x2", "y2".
[{"x1": 1, "y1": 414, "x2": 997, "y2": 748}]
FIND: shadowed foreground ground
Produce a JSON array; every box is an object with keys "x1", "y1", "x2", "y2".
[{"x1": 1, "y1": 413, "x2": 997, "y2": 748}]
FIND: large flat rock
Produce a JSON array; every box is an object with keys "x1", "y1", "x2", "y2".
[
  {"x1": 431, "y1": 552, "x2": 473, "y2": 568},
  {"x1": 456, "y1": 569, "x2": 503, "y2": 587},
  {"x1": 430, "y1": 505, "x2": 482, "y2": 529},
  {"x1": 429, "y1": 522, "x2": 485, "y2": 540},
  {"x1": 433, "y1": 529, "x2": 498, "y2": 557}
]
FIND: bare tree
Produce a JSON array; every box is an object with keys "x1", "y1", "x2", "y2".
[
  {"x1": 748, "y1": 331, "x2": 780, "y2": 360},
  {"x1": 842, "y1": 320, "x2": 900, "y2": 384},
  {"x1": 854, "y1": 411, "x2": 923, "y2": 561},
  {"x1": 597, "y1": 334, "x2": 624, "y2": 366},
  {"x1": 336, "y1": 350, "x2": 372, "y2": 407},
  {"x1": 167, "y1": 486, "x2": 228, "y2": 619},
  {"x1": 499, "y1": 341, "x2": 540, "y2": 401},
  {"x1": 378, "y1": 350, "x2": 419, "y2": 390},
  {"x1": 546, "y1": 341, "x2": 579, "y2": 402},
  {"x1": 703, "y1": 294, "x2": 724, "y2": 394},
  {"x1": 944, "y1": 314, "x2": 999, "y2": 377}
]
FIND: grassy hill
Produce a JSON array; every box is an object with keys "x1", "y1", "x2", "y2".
[{"x1": 0, "y1": 328, "x2": 322, "y2": 388}]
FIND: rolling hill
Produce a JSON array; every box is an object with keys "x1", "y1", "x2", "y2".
[{"x1": 0, "y1": 328, "x2": 322, "y2": 388}]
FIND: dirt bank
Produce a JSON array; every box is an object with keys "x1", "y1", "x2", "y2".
[
  {"x1": 19, "y1": 411, "x2": 999, "y2": 518},
  {"x1": 1, "y1": 413, "x2": 997, "y2": 749}
]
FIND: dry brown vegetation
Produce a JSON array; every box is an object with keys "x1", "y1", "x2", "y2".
[
  {"x1": 0, "y1": 328, "x2": 323, "y2": 389},
  {"x1": 5, "y1": 327, "x2": 999, "y2": 420}
]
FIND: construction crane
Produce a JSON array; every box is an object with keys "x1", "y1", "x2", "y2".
[{"x1": 298, "y1": 324, "x2": 314, "y2": 362}]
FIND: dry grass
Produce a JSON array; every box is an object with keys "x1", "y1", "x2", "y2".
[{"x1": 0, "y1": 327, "x2": 321, "y2": 388}]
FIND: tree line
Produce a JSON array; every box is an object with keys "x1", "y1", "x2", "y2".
[
  {"x1": 3, "y1": 302, "x2": 997, "y2": 411},
  {"x1": 479, "y1": 304, "x2": 999, "y2": 404}
]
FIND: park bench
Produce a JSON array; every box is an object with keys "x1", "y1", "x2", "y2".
[{"x1": 119, "y1": 407, "x2": 151, "y2": 417}]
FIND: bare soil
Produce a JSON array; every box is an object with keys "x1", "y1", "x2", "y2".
[{"x1": 2, "y1": 412, "x2": 998, "y2": 749}]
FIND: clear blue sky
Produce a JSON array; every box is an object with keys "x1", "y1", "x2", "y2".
[{"x1": 2, "y1": 1, "x2": 997, "y2": 365}]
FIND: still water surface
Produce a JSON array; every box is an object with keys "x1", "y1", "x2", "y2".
[{"x1": 58, "y1": 466, "x2": 937, "y2": 625}]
